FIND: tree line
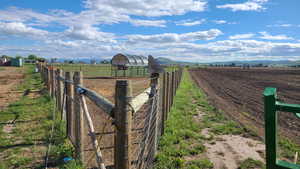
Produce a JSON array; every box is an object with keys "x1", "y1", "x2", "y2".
[{"x1": 1, "y1": 54, "x2": 46, "y2": 62}]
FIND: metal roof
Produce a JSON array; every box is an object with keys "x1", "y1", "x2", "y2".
[{"x1": 112, "y1": 53, "x2": 148, "y2": 66}]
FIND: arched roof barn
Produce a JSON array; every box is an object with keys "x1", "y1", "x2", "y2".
[{"x1": 111, "y1": 53, "x2": 148, "y2": 67}]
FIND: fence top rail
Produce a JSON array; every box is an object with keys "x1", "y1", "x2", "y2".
[
  {"x1": 76, "y1": 84, "x2": 115, "y2": 118},
  {"x1": 131, "y1": 87, "x2": 151, "y2": 112},
  {"x1": 57, "y1": 76, "x2": 74, "y2": 84}
]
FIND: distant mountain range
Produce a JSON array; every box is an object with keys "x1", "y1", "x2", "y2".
[
  {"x1": 207, "y1": 60, "x2": 300, "y2": 66},
  {"x1": 156, "y1": 57, "x2": 300, "y2": 66},
  {"x1": 48, "y1": 56, "x2": 300, "y2": 66},
  {"x1": 156, "y1": 57, "x2": 198, "y2": 65}
]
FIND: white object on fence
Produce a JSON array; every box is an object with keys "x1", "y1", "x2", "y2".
[{"x1": 131, "y1": 87, "x2": 151, "y2": 112}]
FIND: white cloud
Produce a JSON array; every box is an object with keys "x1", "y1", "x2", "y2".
[
  {"x1": 214, "y1": 20, "x2": 226, "y2": 24},
  {"x1": 126, "y1": 29, "x2": 223, "y2": 43},
  {"x1": 0, "y1": 7, "x2": 55, "y2": 23},
  {"x1": 267, "y1": 24, "x2": 293, "y2": 28},
  {"x1": 175, "y1": 19, "x2": 205, "y2": 26},
  {"x1": 259, "y1": 31, "x2": 294, "y2": 40},
  {"x1": 0, "y1": 22, "x2": 48, "y2": 37},
  {"x1": 229, "y1": 33, "x2": 255, "y2": 39},
  {"x1": 46, "y1": 40, "x2": 81, "y2": 48},
  {"x1": 217, "y1": 0, "x2": 268, "y2": 12},
  {"x1": 64, "y1": 24, "x2": 116, "y2": 42},
  {"x1": 130, "y1": 19, "x2": 166, "y2": 27},
  {"x1": 212, "y1": 20, "x2": 237, "y2": 25},
  {"x1": 278, "y1": 24, "x2": 292, "y2": 27},
  {"x1": 84, "y1": 0, "x2": 207, "y2": 17}
]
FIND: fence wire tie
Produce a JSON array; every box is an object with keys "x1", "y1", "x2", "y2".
[
  {"x1": 127, "y1": 101, "x2": 135, "y2": 115},
  {"x1": 76, "y1": 87, "x2": 86, "y2": 95}
]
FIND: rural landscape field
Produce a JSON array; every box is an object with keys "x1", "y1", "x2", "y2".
[
  {"x1": 1, "y1": 0, "x2": 300, "y2": 169},
  {"x1": 190, "y1": 67, "x2": 300, "y2": 143}
]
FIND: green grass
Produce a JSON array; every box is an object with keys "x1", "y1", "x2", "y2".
[
  {"x1": 186, "y1": 159, "x2": 213, "y2": 169},
  {"x1": 154, "y1": 70, "x2": 212, "y2": 169},
  {"x1": 0, "y1": 65, "x2": 82, "y2": 169},
  {"x1": 53, "y1": 63, "x2": 177, "y2": 77},
  {"x1": 279, "y1": 137, "x2": 300, "y2": 164},
  {"x1": 16, "y1": 65, "x2": 43, "y2": 91},
  {"x1": 238, "y1": 158, "x2": 265, "y2": 169},
  {"x1": 54, "y1": 64, "x2": 149, "y2": 77}
]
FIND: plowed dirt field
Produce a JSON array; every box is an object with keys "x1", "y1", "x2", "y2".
[{"x1": 189, "y1": 67, "x2": 300, "y2": 143}]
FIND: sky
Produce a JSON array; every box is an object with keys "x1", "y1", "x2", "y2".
[{"x1": 0, "y1": 0, "x2": 300, "y2": 62}]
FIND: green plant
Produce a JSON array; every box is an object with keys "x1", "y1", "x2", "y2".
[
  {"x1": 154, "y1": 70, "x2": 212, "y2": 168},
  {"x1": 238, "y1": 158, "x2": 265, "y2": 169},
  {"x1": 185, "y1": 159, "x2": 213, "y2": 169},
  {"x1": 279, "y1": 137, "x2": 300, "y2": 161}
]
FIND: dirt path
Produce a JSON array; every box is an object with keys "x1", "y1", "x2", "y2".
[
  {"x1": 0, "y1": 66, "x2": 24, "y2": 111},
  {"x1": 195, "y1": 106, "x2": 265, "y2": 169},
  {"x1": 0, "y1": 67, "x2": 25, "y2": 135}
]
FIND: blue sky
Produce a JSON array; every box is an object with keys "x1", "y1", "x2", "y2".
[{"x1": 0, "y1": 0, "x2": 299, "y2": 62}]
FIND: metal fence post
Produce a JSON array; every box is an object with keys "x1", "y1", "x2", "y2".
[
  {"x1": 264, "y1": 87, "x2": 277, "y2": 169},
  {"x1": 115, "y1": 80, "x2": 132, "y2": 169}
]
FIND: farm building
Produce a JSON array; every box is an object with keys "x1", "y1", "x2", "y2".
[
  {"x1": 111, "y1": 53, "x2": 149, "y2": 77},
  {"x1": 111, "y1": 53, "x2": 148, "y2": 68},
  {"x1": 11, "y1": 58, "x2": 23, "y2": 67},
  {"x1": 0, "y1": 58, "x2": 9, "y2": 66},
  {"x1": 24, "y1": 59, "x2": 36, "y2": 64}
]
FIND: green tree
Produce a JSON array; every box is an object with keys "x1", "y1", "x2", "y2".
[
  {"x1": 1, "y1": 55, "x2": 11, "y2": 59},
  {"x1": 28, "y1": 54, "x2": 38, "y2": 60}
]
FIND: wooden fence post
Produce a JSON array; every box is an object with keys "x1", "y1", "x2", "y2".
[
  {"x1": 46, "y1": 68, "x2": 51, "y2": 93},
  {"x1": 66, "y1": 72, "x2": 74, "y2": 138},
  {"x1": 41, "y1": 65, "x2": 45, "y2": 82},
  {"x1": 115, "y1": 80, "x2": 132, "y2": 169},
  {"x1": 160, "y1": 73, "x2": 167, "y2": 134},
  {"x1": 175, "y1": 70, "x2": 179, "y2": 89},
  {"x1": 56, "y1": 69, "x2": 64, "y2": 119},
  {"x1": 50, "y1": 68, "x2": 55, "y2": 98},
  {"x1": 166, "y1": 72, "x2": 171, "y2": 117},
  {"x1": 150, "y1": 73, "x2": 159, "y2": 154},
  {"x1": 171, "y1": 71, "x2": 176, "y2": 105},
  {"x1": 73, "y1": 72, "x2": 84, "y2": 163}
]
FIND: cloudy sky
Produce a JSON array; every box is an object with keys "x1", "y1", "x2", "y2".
[{"x1": 0, "y1": 0, "x2": 299, "y2": 62}]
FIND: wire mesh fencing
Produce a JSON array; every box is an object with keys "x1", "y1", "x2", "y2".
[
  {"x1": 37, "y1": 63, "x2": 183, "y2": 169},
  {"x1": 132, "y1": 93, "x2": 158, "y2": 169}
]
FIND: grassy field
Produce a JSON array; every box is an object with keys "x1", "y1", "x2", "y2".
[
  {"x1": 0, "y1": 65, "x2": 81, "y2": 169},
  {"x1": 54, "y1": 64, "x2": 148, "y2": 77},
  {"x1": 53, "y1": 63, "x2": 178, "y2": 77}
]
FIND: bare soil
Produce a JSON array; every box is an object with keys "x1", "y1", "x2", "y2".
[
  {"x1": 0, "y1": 67, "x2": 24, "y2": 111},
  {"x1": 189, "y1": 67, "x2": 300, "y2": 144},
  {"x1": 196, "y1": 104, "x2": 265, "y2": 169},
  {"x1": 205, "y1": 134, "x2": 265, "y2": 169}
]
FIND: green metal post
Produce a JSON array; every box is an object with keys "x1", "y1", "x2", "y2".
[
  {"x1": 264, "y1": 87, "x2": 277, "y2": 169},
  {"x1": 264, "y1": 87, "x2": 300, "y2": 169}
]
